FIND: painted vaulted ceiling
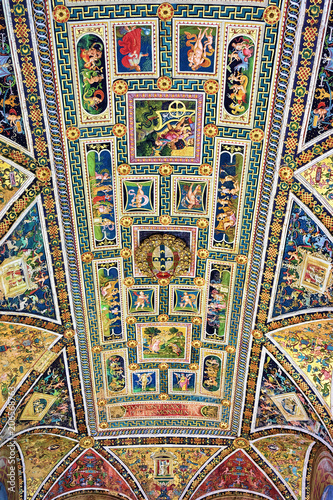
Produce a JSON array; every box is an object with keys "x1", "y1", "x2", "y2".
[{"x1": 1, "y1": 0, "x2": 333, "y2": 499}]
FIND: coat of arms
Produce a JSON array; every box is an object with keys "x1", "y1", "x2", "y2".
[{"x1": 135, "y1": 234, "x2": 192, "y2": 281}]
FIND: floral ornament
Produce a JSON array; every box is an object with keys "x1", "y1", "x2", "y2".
[
  {"x1": 189, "y1": 363, "x2": 199, "y2": 370},
  {"x1": 197, "y1": 249, "x2": 209, "y2": 259},
  {"x1": 159, "y1": 163, "x2": 173, "y2": 176},
  {"x1": 123, "y1": 277, "x2": 135, "y2": 287},
  {"x1": 100, "y1": 422, "x2": 108, "y2": 429},
  {"x1": 112, "y1": 123, "x2": 127, "y2": 137},
  {"x1": 92, "y1": 345, "x2": 102, "y2": 354},
  {"x1": 204, "y1": 80, "x2": 219, "y2": 95},
  {"x1": 126, "y1": 317, "x2": 136, "y2": 326},
  {"x1": 279, "y1": 166, "x2": 293, "y2": 182},
  {"x1": 117, "y1": 163, "x2": 131, "y2": 175},
  {"x1": 221, "y1": 399, "x2": 231, "y2": 407},
  {"x1": 196, "y1": 218, "x2": 209, "y2": 229},
  {"x1": 249, "y1": 128, "x2": 264, "y2": 142},
  {"x1": 159, "y1": 363, "x2": 169, "y2": 370},
  {"x1": 159, "y1": 215, "x2": 172, "y2": 225},
  {"x1": 194, "y1": 277, "x2": 205, "y2": 287},
  {"x1": 129, "y1": 363, "x2": 139, "y2": 370},
  {"x1": 120, "y1": 216, "x2": 133, "y2": 227},
  {"x1": 252, "y1": 329, "x2": 263, "y2": 340},
  {"x1": 234, "y1": 437, "x2": 249, "y2": 449},
  {"x1": 226, "y1": 345, "x2": 236, "y2": 354},
  {"x1": 53, "y1": 5, "x2": 70, "y2": 23},
  {"x1": 236, "y1": 254, "x2": 248, "y2": 265},
  {"x1": 64, "y1": 329, "x2": 75, "y2": 340},
  {"x1": 192, "y1": 317, "x2": 202, "y2": 326},
  {"x1": 79, "y1": 436, "x2": 95, "y2": 449},
  {"x1": 157, "y1": 76, "x2": 172, "y2": 91},
  {"x1": 199, "y1": 163, "x2": 213, "y2": 176},
  {"x1": 127, "y1": 339, "x2": 138, "y2": 347},
  {"x1": 121, "y1": 248, "x2": 132, "y2": 259},
  {"x1": 204, "y1": 124, "x2": 218, "y2": 137},
  {"x1": 157, "y1": 3, "x2": 174, "y2": 21},
  {"x1": 192, "y1": 339, "x2": 202, "y2": 348},
  {"x1": 219, "y1": 422, "x2": 228, "y2": 429},
  {"x1": 81, "y1": 252, "x2": 94, "y2": 264},
  {"x1": 159, "y1": 393, "x2": 169, "y2": 400},
  {"x1": 112, "y1": 80, "x2": 128, "y2": 95},
  {"x1": 66, "y1": 127, "x2": 80, "y2": 141},
  {"x1": 36, "y1": 167, "x2": 51, "y2": 183},
  {"x1": 97, "y1": 399, "x2": 107, "y2": 407},
  {"x1": 158, "y1": 314, "x2": 169, "y2": 322},
  {"x1": 158, "y1": 277, "x2": 170, "y2": 286},
  {"x1": 263, "y1": 5, "x2": 281, "y2": 24}
]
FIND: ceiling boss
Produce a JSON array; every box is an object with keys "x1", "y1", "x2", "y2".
[{"x1": 134, "y1": 233, "x2": 192, "y2": 281}]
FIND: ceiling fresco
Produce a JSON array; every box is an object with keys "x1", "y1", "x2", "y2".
[{"x1": 0, "y1": 0, "x2": 333, "y2": 498}]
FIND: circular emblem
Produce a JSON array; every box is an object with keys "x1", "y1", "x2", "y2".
[
  {"x1": 236, "y1": 254, "x2": 248, "y2": 265},
  {"x1": 127, "y1": 339, "x2": 138, "y2": 348},
  {"x1": 194, "y1": 277, "x2": 205, "y2": 286},
  {"x1": 100, "y1": 422, "x2": 108, "y2": 429},
  {"x1": 197, "y1": 249, "x2": 209, "y2": 259},
  {"x1": 221, "y1": 399, "x2": 231, "y2": 407},
  {"x1": 264, "y1": 5, "x2": 281, "y2": 24},
  {"x1": 81, "y1": 252, "x2": 94, "y2": 264},
  {"x1": 129, "y1": 363, "x2": 139, "y2": 370},
  {"x1": 199, "y1": 163, "x2": 213, "y2": 176},
  {"x1": 159, "y1": 362, "x2": 169, "y2": 370},
  {"x1": 159, "y1": 164, "x2": 173, "y2": 176},
  {"x1": 196, "y1": 218, "x2": 209, "y2": 229},
  {"x1": 36, "y1": 167, "x2": 51, "y2": 183},
  {"x1": 252, "y1": 329, "x2": 263, "y2": 340},
  {"x1": 135, "y1": 233, "x2": 192, "y2": 281},
  {"x1": 226, "y1": 345, "x2": 236, "y2": 354},
  {"x1": 159, "y1": 393, "x2": 169, "y2": 400},
  {"x1": 112, "y1": 123, "x2": 127, "y2": 137},
  {"x1": 92, "y1": 345, "x2": 102, "y2": 354},
  {"x1": 204, "y1": 80, "x2": 219, "y2": 95},
  {"x1": 66, "y1": 127, "x2": 80, "y2": 141},
  {"x1": 121, "y1": 248, "x2": 131, "y2": 259},
  {"x1": 159, "y1": 215, "x2": 172, "y2": 225},
  {"x1": 249, "y1": 129, "x2": 264, "y2": 142},
  {"x1": 64, "y1": 329, "x2": 75, "y2": 339},
  {"x1": 108, "y1": 406, "x2": 126, "y2": 419},
  {"x1": 189, "y1": 363, "x2": 199, "y2": 370},
  {"x1": 191, "y1": 339, "x2": 202, "y2": 348},
  {"x1": 159, "y1": 278, "x2": 170, "y2": 286},
  {"x1": 124, "y1": 277, "x2": 135, "y2": 287},
  {"x1": 80, "y1": 436, "x2": 95, "y2": 449},
  {"x1": 157, "y1": 76, "x2": 172, "y2": 91},
  {"x1": 97, "y1": 399, "x2": 107, "y2": 407},
  {"x1": 192, "y1": 317, "x2": 202, "y2": 326},
  {"x1": 112, "y1": 80, "x2": 128, "y2": 95},
  {"x1": 279, "y1": 166, "x2": 293, "y2": 182},
  {"x1": 157, "y1": 3, "x2": 174, "y2": 21},
  {"x1": 158, "y1": 314, "x2": 169, "y2": 322},
  {"x1": 120, "y1": 216, "x2": 133, "y2": 227},
  {"x1": 204, "y1": 124, "x2": 218, "y2": 137},
  {"x1": 234, "y1": 437, "x2": 249, "y2": 449},
  {"x1": 219, "y1": 422, "x2": 228, "y2": 429},
  {"x1": 126, "y1": 317, "x2": 136, "y2": 326},
  {"x1": 53, "y1": 5, "x2": 70, "y2": 23},
  {"x1": 117, "y1": 163, "x2": 131, "y2": 175}
]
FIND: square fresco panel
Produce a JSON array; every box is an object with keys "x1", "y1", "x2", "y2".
[
  {"x1": 127, "y1": 92, "x2": 204, "y2": 164},
  {"x1": 136, "y1": 322, "x2": 192, "y2": 363}
]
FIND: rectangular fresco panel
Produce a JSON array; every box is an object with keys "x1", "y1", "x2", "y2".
[
  {"x1": 218, "y1": 23, "x2": 262, "y2": 127},
  {"x1": 127, "y1": 286, "x2": 158, "y2": 316},
  {"x1": 169, "y1": 285, "x2": 202, "y2": 316},
  {"x1": 111, "y1": 20, "x2": 159, "y2": 78},
  {"x1": 210, "y1": 139, "x2": 250, "y2": 253},
  {"x1": 81, "y1": 139, "x2": 119, "y2": 250},
  {"x1": 107, "y1": 402, "x2": 220, "y2": 421},
  {"x1": 169, "y1": 369, "x2": 197, "y2": 394},
  {"x1": 173, "y1": 20, "x2": 221, "y2": 78},
  {"x1": 119, "y1": 175, "x2": 158, "y2": 216},
  {"x1": 70, "y1": 23, "x2": 113, "y2": 125},
  {"x1": 136, "y1": 322, "x2": 191, "y2": 363},
  {"x1": 204, "y1": 260, "x2": 235, "y2": 343},
  {"x1": 93, "y1": 259, "x2": 124, "y2": 344},
  {"x1": 102, "y1": 349, "x2": 128, "y2": 397},
  {"x1": 199, "y1": 349, "x2": 225, "y2": 398},
  {"x1": 131, "y1": 369, "x2": 159, "y2": 395},
  {"x1": 127, "y1": 92, "x2": 204, "y2": 164},
  {"x1": 172, "y1": 176, "x2": 211, "y2": 216}
]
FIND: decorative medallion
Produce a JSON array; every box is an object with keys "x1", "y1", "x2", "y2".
[
  {"x1": 66, "y1": 127, "x2": 80, "y2": 141},
  {"x1": 199, "y1": 163, "x2": 213, "y2": 176},
  {"x1": 204, "y1": 124, "x2": 218, "y2": 137},
  {"x1": 263, "y1": 5, "x2": 281, "y2": 25},
  {"x1": 194, "y1": 277, "x2": 205, "y2": 286},
  {"x1": 120, "y1": 216, "x2": 133, "y2": 227},
  {"x1": 79, "y1": 436, "x2": 95, "y2": 449},
  {"x1": 112, "y1": 80, "x2": 128, "y2": 95},
  {"x1": 198, "y1": 249, "x2": 209, "y2": 259},
  {"x1": 159, "y1": 164, "x2": 173, "y2": 176},
  {"x1": 81, "y1": 252, "x2": 94, "y2": 263},
  {"x1": 234, "y1": 437, "x2": 249, "y2": 448},
  {"x1": 36, "y1": 167, "x2": 51, "y2": 183},
  {"x1": 126, "y1": 317, "x2": 136, "y2": 325},
  {"x1": 127, "y1": 340, "x2": 138, "y2": 348},
  {"x1": 157, "y1": 3, "x2": 174, "y2": 21},
  {"x1": 64, "y1": 329, "x2": 75, "y2": 339},
  {"x1": 159, "y1": 277, "x2": 170, "y2": 286},
  {"x1": 157, "y1": 76, "x2": 172, "y2": 91},
  {"x1": 279, "y1": 165, "x2": 293, "y2": 182},
  {"x1": 158, "y1": 314, "x2": 169, "y2": 322},
  {"x1": 53, "y1": 5, "x2": 70, "y2": 23},
  {"x1": 196, "y1": 218, "x2": 209, "y2": 229},
  {"x1": 112, "y1": 123, "x2": 127, "y2": 137},
  {"x1": 92, "y1": 345, "x2": 102, "y2": 353},
  {"x1": 249, "y1": 128, "x2": 264, "y2": 142},
  {"x1": 192, "y1": 339, "x2": 202, "y2": 347},
  {"x1": 236, "y1": 254, "x2": 248, "y2": 265},
  {"x1": 204, "y1": 80, "x2": 219, "y2": 94},
  {"x1": 124, "y1": 277, "x2": 135, "y2": 287},
  {"x1": 189, "y1": 363, "x2": 199, "y2": 370},
  {"x1": 192, "y1": 317, "x2": 202, "y2": 326},
  {"x1": 252, "y1": 329, "x2": 263, "y2": 339},
  {"x1": 159, "y1": 215, "x2": 172, "y2": 225},
  {"x1": 159, "y1": 393, "x2": 169, "y2": 400},
  {"x1": 120, "y1": 248, "x2": 131, "y2": 259},
  {"x1": 225, "y1": 345, "x2": 236, "y2": 354},
  {"x1": 159, "y1": 363, "x2": 169, "y2": 370},
  {"x1": 129, "y1": 363, "x2": 139, "y2": 371},
  {"x1": 118, "y1": 163, "x2": 131, "y2": 175},
  {"x1": 135, "y1": 233, "x2": 192, "y2": 281}
]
